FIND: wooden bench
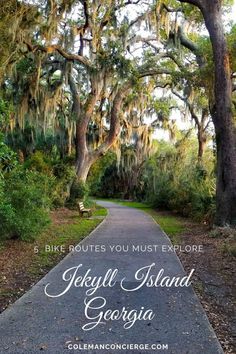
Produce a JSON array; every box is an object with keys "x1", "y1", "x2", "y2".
[{"x1": 78, "y1": 202, "x2": 92, "y2": 217}]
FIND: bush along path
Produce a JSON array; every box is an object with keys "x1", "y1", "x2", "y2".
[
  {"x1": 0, "y1": 205, "x2": 107, "y2": 313},
  {"x1": 0, "y1": 201, "x2": 223, "y2": 354}
]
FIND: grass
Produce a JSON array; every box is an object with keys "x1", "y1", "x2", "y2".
[
  {"x1": 221, "y1": 242, "x2": 236, "y2": 257},
  {"x1": 28, "y1": 205, "x2": 107, "y2": 275},
  {"x1": 0, "y1": 204, "x2": 108, "y2": 312},
  {"x1": 93, "y1": 206, "x2": 108, "y2": 216},
  {"x1": 149, "y1": 212, "x2": 185, "y2": 243},
  {"x1": 97, "y1": 198, "x2": 185, "y2": 244},
  {"x1": 0, "y1": 289, "x2": 16, "y2": 297}
]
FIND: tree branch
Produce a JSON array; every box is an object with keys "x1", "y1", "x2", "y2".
[
  {"x1": 115, "y1": 0, "x2": 142, "y2": 11},
  {"x1": 128, "y1": 10, "x2": 153, "y2": 30},
  {"x1": 154, "y1": 82, "x2": 172, "y2": 89},
  {"x1": 162, "y1": 4, "x2": 182, "y2": 12},
  {"x1": 92, "y1": 82, "x2": 131, "y2": 158},
  {"x1": 172, "y1": 89, "x2": 200, "y2": 126},
  {"x1": 24, "y1": 41, "x2": 92, "y2": 68},
  {"x1": 68, "y1": 73, "x2": 80, "y2": 113},
  {"x1": 177, "y1": 0, "x2": 204, "y2": 11},
  {"x1": 138, "y1": 69, "x2": 173, "y2": 78},
  {"x1": 177, "y1": 27, "x2": 205, "y2": 67}
]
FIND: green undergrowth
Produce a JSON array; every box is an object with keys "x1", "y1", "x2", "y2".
[{"x1": 29, "y1": 205, "x2": 107, "y2": 275}]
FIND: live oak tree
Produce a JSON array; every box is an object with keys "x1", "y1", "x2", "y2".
[
  {"x1": 3, "y1": 0, "x2": 177, "y2": 183},
  {"x1": 142, "y1": 33, "x2": 212, "y2": 162},
  {"x1": 172, "y1": 85, "x2": 212, "y2": 162},
  {"x1": 115, "y1": 83, "x2": 156, "y2": 199},
  {"x1": 1, "y1": 0, "x2": 236, "y2": 226},
  {"x1": 177, "y1": 0, "x2": 236, "y2": 226},
  {"x1": 128, "y1": 0, "x2": 214, "y2": 162},
  {"x1": 169, "y1": 27, "x2": 213, "y2": 162},
  {"x1": 138, "y1": 0, "x2": 236, "y2": 225},
  {"x1": 11, "y1": 0, "x2": 136, "y2": 182},
  {"x1": 0, "y1": 0, "x2": 40, "y2": 80}
]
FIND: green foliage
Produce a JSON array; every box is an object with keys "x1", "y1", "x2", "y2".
[
  {"x1": 144, "y1": 138, "x2": 216, "y2": 222},
  {"x1": 0, "y1": 98, "x2": 13, "y2": 128},
  {"x1": 16, "y1": 57, "x2": 36, "y2": 77},
  {"x1": 24, "y1": 151, "x2": 78, "y2": 208},
  {"x1": 88, "y1": 152, "x2": 116, "y2": 196},
  {"x1": 91, "y1": 162, "x2": 124, "y2": 199},
  {"x1": 70, "y1": 179, "x2": 90, "y2": 203},
  {"x1": 0, "y1": 134, "x2": 18, "y2": 173},
  {"x1": 0, "y1": 178, "x2": 15, "y2": 236},
  {"x1": 0, "y1": 0, "x2": 40, "y2": 80},
  {"x1": 0, "y1": 0, "x2": 234, "y2": 234},
  {"x1": 228, "y1": 24, "x2": 236, "y2": 73},
  {"x1": 222, "y1": 243, "x2": 236, "y2": 257},
  {"x1": 24, "y1": 151, "x2": 52, "y2": 174},
  {"x1": 0, "y1": 168, "x2": 53, "y2": 241},
  {"x1": 52, "y1": 162, "x2": 76, "y2": 207}
]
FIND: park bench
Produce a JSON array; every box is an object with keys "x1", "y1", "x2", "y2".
[{"x1": 78, "y1": 201, "x2": 92, "y2": 217}]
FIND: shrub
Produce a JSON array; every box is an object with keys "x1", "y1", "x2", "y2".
[
  {"x1": 0, "y1": 178, "x2": 15, "y2": 236},
  {"x1": 24, "y1": 153, "x2": 77, "y2": 208},
  {"x1": 88, "y1": 152, "x2": 116, "y2": 196},
  {"x1": 52, "y1": 163, "x2": 76, "y2": 207},
  {"x1": 144, "y1": 139, "x2": 216, "y2": 221},
  {"x1": 24, "y1": 151, "x2": 52, "y2": 174},
  {"x1": 70, "y1": 179, "x2": 90, "y2": 204},
  {"x1": 148, "y1": 173, "x2": 174, "y2": 209},
  {"x1": 0, "y1": 168, "x2": 54, "y2": 241},
  {"x1": 0, "y1": 134, "x2": 18, "y2": 172}
]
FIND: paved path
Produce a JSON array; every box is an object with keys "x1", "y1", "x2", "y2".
[{"x1": 0, "y1": 201, "x2": 223, "y2": 354}]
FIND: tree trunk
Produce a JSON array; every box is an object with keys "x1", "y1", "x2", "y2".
[
  {"x1": 75, "y1": 83, "x2": 130, "y2": 182},
  {"x1": 75, "y1": 118, "x2": 90, "y2": 182},
  {"x1": 202, "y1": 3, "x2": 236, "y2": 226},
  {"x1": 76, "y1": 151, "x2": 93, "y2": 183},
  {"x1": 197, "y1": 129, "x2": 206, "y2": 163}
]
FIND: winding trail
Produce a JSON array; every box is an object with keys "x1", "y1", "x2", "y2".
[{"x1": 0, "y1": 201, "x2": 223, "y2": 353}]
